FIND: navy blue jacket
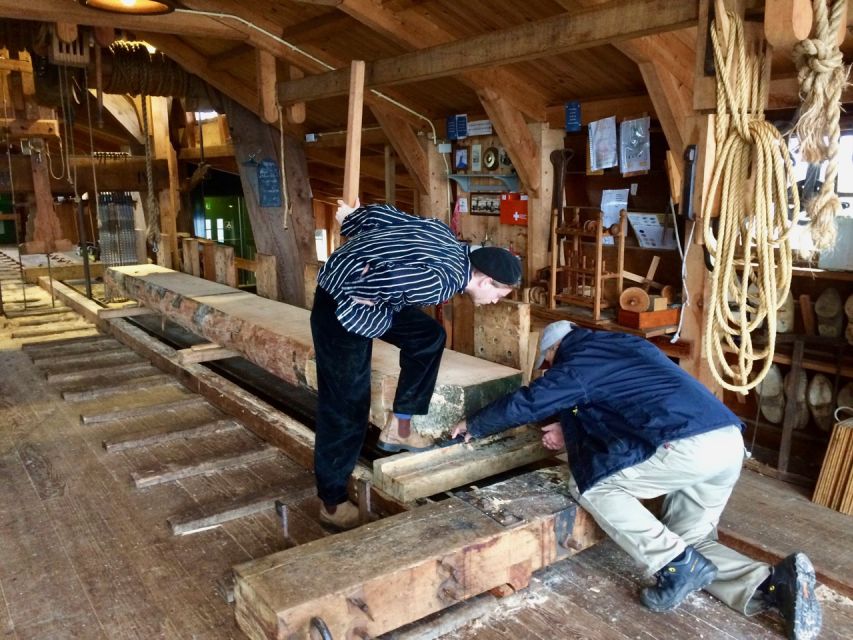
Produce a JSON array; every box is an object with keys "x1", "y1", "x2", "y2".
[{"x1": 467, "y1": 328, "x2": 742, "y2": 494}]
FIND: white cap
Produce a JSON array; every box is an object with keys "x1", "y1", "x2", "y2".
[{"x1": 534, "y1": 320, "x2": 573, "y2": 369}]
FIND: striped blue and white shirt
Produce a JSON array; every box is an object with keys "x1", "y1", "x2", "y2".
[{"x1": 317, "y1": 203, "x2": 471, "y2": 338}]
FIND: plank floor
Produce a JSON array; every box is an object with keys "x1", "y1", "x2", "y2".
[{"x1": 1, "y1": 283, "x2": 851, "y2": 640}]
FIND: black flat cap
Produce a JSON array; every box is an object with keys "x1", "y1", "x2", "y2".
[{"x1": 469, "y1": 247, "x2": 522, "y2": 286}]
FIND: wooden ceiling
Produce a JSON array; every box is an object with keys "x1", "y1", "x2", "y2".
[{"x1": 0, "y1": 1, "x2": 850, "y2": 207}]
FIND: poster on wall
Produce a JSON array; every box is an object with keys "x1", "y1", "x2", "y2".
[
  {"x1": 588, "y1": 116, "x2": 618, "y2": 171},
  {"x1": 620, "y1": 116, "x2": 651, "y2": 174}
]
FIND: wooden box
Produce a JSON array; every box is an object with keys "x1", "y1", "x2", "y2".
[{"x1": 617, "y1": 307, "x2": 679, "y2": 329}]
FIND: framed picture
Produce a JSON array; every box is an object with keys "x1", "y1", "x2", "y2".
[
  {"x1": 470, "y1": 193, "x2": 500, "y2": 215},
  {"x1": 471, "y1": 144, "x2": 482, "y2": 171},
  {"x1": 454, "y1": 148, "x2": 468, "y2": 170}
]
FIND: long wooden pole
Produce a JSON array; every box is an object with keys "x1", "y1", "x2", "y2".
[{"x1": 342, "y1": 60, "x2": 366, "y2": 209}]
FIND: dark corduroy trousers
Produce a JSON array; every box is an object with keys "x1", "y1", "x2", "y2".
[{"x1": 310, "y1": 286, "x2": 446, "y2": 505}]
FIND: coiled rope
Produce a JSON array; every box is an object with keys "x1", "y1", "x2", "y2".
[
  {"x1": 703, "y1": 12, "x2": 797, "y2": 393},
  {"x1": 793, "y1": 0, "x2": 850, "y2": 250},
  {"x1": 105, "y1": 41, "x2": 189, "y2": 98}
]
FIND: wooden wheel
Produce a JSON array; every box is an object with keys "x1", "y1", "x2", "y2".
[{"x1": 619, "y1": 287, "x2": 650, "y2": 312}]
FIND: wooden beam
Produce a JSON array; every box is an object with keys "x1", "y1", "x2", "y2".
[
  {"x1": 0, "y1": 118, "x2": 59, "y2": 138},
  {"x1": 285, "y1": 65, "x2": 306, "y2": 125},
  {"x1": 342, "y1": 60, "x2": 366, "y2": 208},
  {"x1": 234, "y1": 468, "x2": 603, "y2": 640},
  {"x1": 175, "y1": 343, "x2": 241, "y2": 364},
  {"x1": 91, "y1": 93, "x2": 144, "y2": 144},
  {"x1": 367, "y1": 103, "x2": 430, "y2": 195},
  {"x1": 0, "y1": 1, "x2": 243, "y2": 39},
  {"x1": 477, "y1": 88, "x2": 540, "y2": 196},
  {"x1": 373, "y1": 426, "x2": 551, "y2": 502},
  {"x1": 384, "y1": 144, "x2": 395, "y2": 206},
  {"x1": 256, "y1": 48, "x2": 278, "y2": 125},
  {"x1": 278, "y1": 0, "x2": 698, "y2": 104},
  {"x1": 97, "y1": 306, "x2": 155, "y2": 320}
]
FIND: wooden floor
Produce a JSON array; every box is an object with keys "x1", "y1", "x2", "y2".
[{"x1": 1, "y1": 280, "x2": 851, "y2": 639}]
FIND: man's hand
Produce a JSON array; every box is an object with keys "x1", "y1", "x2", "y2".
[
  {"x1": 335, "y1": 198, "x2": 361, "y2": 224},
  {"x1": 451, "y1": 419, "x2": 471, "y2": 443},
  {"x1": 541, "y1": 422, "x2": 565, "y2": 451}
]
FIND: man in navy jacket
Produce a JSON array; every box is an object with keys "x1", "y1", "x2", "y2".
[{"x1": 452, "y1": 321, "x2": 821, "y2": 640}]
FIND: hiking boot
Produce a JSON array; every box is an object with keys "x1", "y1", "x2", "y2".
[
  {"x1": 640, "y1": 546, "x2": 718, "y2": 612},
  {"x1": 319, "y1": 501, "x2": 361, "y2": 531},
  {"x1": 377, "y1": 415, "x2": 435, "y2": 453},
  {"x1": 764, "y1": 553, "x2": 822, "y2": 640}
]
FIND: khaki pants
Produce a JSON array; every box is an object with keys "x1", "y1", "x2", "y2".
[{"x1": 569, "y1": 426, "x2": 771, "y2": 614}]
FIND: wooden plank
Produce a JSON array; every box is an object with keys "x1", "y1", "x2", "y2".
[
  {"x1": 254, "y1": 253, "x2": 277, "y2": 300},
  {"x1": 168, "y1": 484, "x2": 314, "y2": 536},
  {"x1": 102, "y1": 417, "x2": 239, "y2": 453},
  {"x1": 62, "y1": 374, "x2": 178, "y2": 403},
  {"x1": 11, "y1": 323, "x2": 96, "y2": 339},
  {"x1": 234, "y1": 468, "x2": 601, "y2": 640},
  {"x1": 46, "y1": 361, "x2": 156, "y2": 385},
  {"x1": 342, "y1": 60, "x2": 366, "y2": 210},
  {"x1": 214, "y1": 244, "x2": 238, "y2": 286},
  {"x1": 181, "y1": 237, "x2": 201, "y2": 277},
  {"x1": 373, "y1": 426, "x2": 554, "y2": 502},
  {"x1": 474, "y1": 299, "x2": 530, "y2": 370},
  {"x1": 5, "y1": 305, "x2": 73, "y2": 318},
  {"x1": 176, "y1": 344, "x2": 241, "y2": 365},
  {"x1": 97, "y1": 306, "x2": 155, "y2": 320},
  {"x1": 20, "y1": 334, "x2": 116, "y2": 356},
  {"x1": 778, "y1": 339, "x2": 804, "y2": 473},
  {"x1": 80, "y1": 396, "x2": 208, "y2": 425},
  {"x1": 131, "y1": 446, "x2": 279, "y2": 489},
  {"x1": 31, "y1": 346, "x2": 132, "y2": 368},
  {"x1": 279, "y1": 1, "x2": 697, "y2": 105}
]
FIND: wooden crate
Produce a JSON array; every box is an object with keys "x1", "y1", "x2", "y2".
[
  {"x1": 617, "y1": 307, "x2": 679, "y2": 329},
  {"x1": 812, "y1": 418, "x2": 853, "y2": 515}
]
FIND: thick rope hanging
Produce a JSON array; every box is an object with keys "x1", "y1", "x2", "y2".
[
  {"x1": 277, "y1": 104, "x2": 291, "y2": 230},
  {"x1": 140, "y1": 95, "x2": 161, "y2": 251},
  {"x1": 703, "y1": 12, "x2": 797, "y2": 394},
  {"x1": 793, "y1": 0, "x2": 850, "y2": 251},
  {"x1": 105, "y1": 41, "x2": 190, "y2": 98}
]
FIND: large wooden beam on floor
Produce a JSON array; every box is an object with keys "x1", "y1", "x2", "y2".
[
  {"x1": 46, "y1": 361, "x2": 155, "y2": 385},
  {"x1": 79, "y1": 396, "x2": 208, "y2": 426},
  {"x1": 233, "y1": 468, "x2": 604, "y2": 640},
  {"x1": 373, "y1": 426, "x2": 554, "y2": 502},
  {"x1": 106, "y1": 265, "x2": 522, "y2": 436},
  {"x1": 62, "y1": 373, "x2": 179, "y2": 403}
]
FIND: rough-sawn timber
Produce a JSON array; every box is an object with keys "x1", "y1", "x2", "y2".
[{"x1": 106, "y1": 264, "x2": 521, "y2": 435}]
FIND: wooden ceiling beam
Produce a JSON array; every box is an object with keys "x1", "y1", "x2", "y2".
[
  {"x1": 476, "y1": 88, "x2": 540, "y2": 197},
  {"x1": 338, "y1": 0, "x2": 549, "y2": 120},
  {"x1": 369, "y1": 102, "x2": 431, "y2": 196},
  {"x1": 91, "y1": 92, "x2": 144, "y2": 144},
  {"x1": 279, "y1": 0, "x2": 698, "y2": 105},
  {"x1": 306, "y1": 147, "x2": 416, "y2": 189},
  {"x1": 0, "y1": 1, "x2": 240, "y2": 39}
]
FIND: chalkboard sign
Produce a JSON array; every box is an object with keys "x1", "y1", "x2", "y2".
[{"x1": 257, "y1": 159, "x2": 282, "y2": 208}]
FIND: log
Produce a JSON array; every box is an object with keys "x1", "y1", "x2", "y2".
[{"x1": 106, "y1": 265, "x2": 522, "y2": 435}]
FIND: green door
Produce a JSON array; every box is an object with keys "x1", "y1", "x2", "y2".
[{"x1": 203, "y1": 195, "x2": 257, "y2": 286}]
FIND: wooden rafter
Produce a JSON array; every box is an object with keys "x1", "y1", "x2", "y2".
[
  {"x1": 369, "y1": 102, "x2": 430, "y2": 196},
  {"x1": 337, "y1": 0, "x2": 549, "y2": 121},
  {"x1": 278, "y1": 0, "x2": 698, "y2": 105}
]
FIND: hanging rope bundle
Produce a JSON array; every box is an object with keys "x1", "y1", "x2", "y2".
[
  {"x1": 703, "y1": 12, "x2": 797, "y2": 393},
  {"x1": 140, "y1": 95, "x2": 161, "y2": 252},
  {"x1": 277, "y1": 104, "x2": 292, "y2": 230},
  {"x1": 793, "y1": 0, "x2": 850, "y2": 250},
  {"x1": 105, "y1": 41, "x2": 190, "y2": 98}
]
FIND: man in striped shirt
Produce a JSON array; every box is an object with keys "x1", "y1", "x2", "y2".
[{"x1": 311, "y1": 200, "x2": 521, "y2": 530}]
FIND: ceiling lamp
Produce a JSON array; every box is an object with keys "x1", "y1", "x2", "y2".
[{"x1": 77, "y1": 0, "x2": 175, "y2": 15}]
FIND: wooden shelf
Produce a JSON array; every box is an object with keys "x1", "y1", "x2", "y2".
[{"x1": 792, "y1": 266, "x2": 853, "y2": 282}]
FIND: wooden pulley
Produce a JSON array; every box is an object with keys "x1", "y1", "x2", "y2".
[
  {"x1": 607, "y1": 223, "x2": 621, "y2": 237},
  {"x1": 660, "y1": 285, "x2": 674, "y2": 302},
  {"x1": 619, "y1": 287, "x2": 650, "y2": 312},
  {"x1": 583, "y1": 219, "x2": 598, "y2": 232}
]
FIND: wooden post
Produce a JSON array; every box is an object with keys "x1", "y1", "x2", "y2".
[
  {"x1": 529, "y1": 124, "x2": 565, "y2": 287},
  {"x1": 255, "y1": 253, "x2": 277, "y2": 300},
  {"x1": 150, "y1": 96, "x2": 180, "y2": 268},
  {"x1": 474, "y1": 299, "x2": 531, "y2": 371},
  {"x1": 181, "y1": 237, "x2": 200, "y2": 277},
  {"x1": 214, "y1": 244, "x2": 237, "y2": 287},
  {"x1": 342, "y1": 60, "x2": 366, "y2": 210},
  {"x1": 200, "y1": 240, "x2": 216, "y2": 281},
  {"x1": 286, "y1": 65, "x2": 306, "y2": 125},
  {"x1": 384, "y1": 144, "x2": 396, "y2": 206},
  {"x1": 27, "y1": 151, "x2": 64, "y2": 252},
  {"x1": 256, "y1": 49, "x2": 278, "y2": 125}
]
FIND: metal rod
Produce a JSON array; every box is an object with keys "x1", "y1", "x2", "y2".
[{"x1": 77, "y1": 197, "x2": 93, "y2": 299}]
